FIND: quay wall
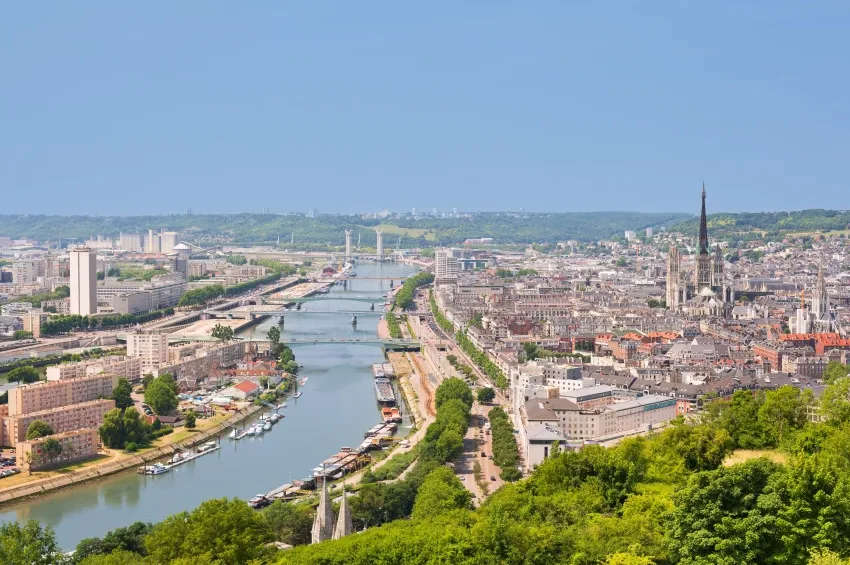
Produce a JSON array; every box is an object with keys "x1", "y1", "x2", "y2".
[{"x1": 0, "y1": 404, "x2": 263, "y2": 506}]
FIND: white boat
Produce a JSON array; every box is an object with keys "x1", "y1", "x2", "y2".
[
  {"x1": 253, "y1": 424, "x2": 265, "y2": 435},
  {"x1": 228, "y1": 429, "x2": 238, "y2": 439},
  {"x1": 294, "y1": 391, "x2": 302, "y2": 399},
  {"x1": 245, "y1": 427, "x2": 256, "y2": 436},
  {"x1": 270, "y1": 413, "x2": 282, "y2": 423},
  {"x1": 144, "y1": 463, "x2": 169, "y2": 475},
  {"x1": 277, "y1": 402, "x2": 287, "y2": 409},
  {"x1": 263, "y1": 422, "x2": 272, "y2": 432},
  {"x1": 198, "y1": 441, "x2": 217, "y2": 453}
]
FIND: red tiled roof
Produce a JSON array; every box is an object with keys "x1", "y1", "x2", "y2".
[{"x1": 233, "y1": 381, "x2": 260, "y2": 393}]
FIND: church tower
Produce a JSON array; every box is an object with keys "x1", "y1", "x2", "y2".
[
  {"x1": 712, "y1": 245, "x2": 724, "y2": 290},
  {"x1": 666, "y1": 246, "x2": 680, "y2": 310},
  {"x1": 694, "y1": 184, "x2": 712, "y2": 291}
]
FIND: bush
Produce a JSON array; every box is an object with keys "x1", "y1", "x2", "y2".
[{"x1": 124, "y1": 442, "x2": 138, "y2": 453}]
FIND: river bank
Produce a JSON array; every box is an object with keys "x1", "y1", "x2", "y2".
[{"x1": 0, "y1": 404, "x2": 263, "y2": 506}]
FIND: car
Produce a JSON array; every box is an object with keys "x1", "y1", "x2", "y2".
[
  {"x1": 458, "y1": 476, "x2": 465, "y2": 481},
  {"x1": 481, "y1": 452, "x2": 486, "y2": 457},
  {"x1": 490, "y1": 475, "x2": 496, "y2": 481},
  {"x1": 488, "y1": 455, "x2": 492, "y2": 460}
]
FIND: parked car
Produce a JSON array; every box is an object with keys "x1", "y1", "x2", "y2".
[{"x1": 490, "y1": 475, "x2": 496, "y2": 481}]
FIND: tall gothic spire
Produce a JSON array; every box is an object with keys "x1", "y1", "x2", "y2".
[
  {"x1": 698, "y1": 183, "x2": 709, "y2": 255},
  {"x1": 311, "y1": 478, "x2": 334, "y2": 544},
  {"x1": 333, "y1": 485, "x2": 354, "y2": 540}
]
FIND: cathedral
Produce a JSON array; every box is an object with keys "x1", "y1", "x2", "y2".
[
  {"x1": 666, "y1": 185, "x2": 732, "y2": 318},
  {"x1": 792, "y1": 258, "x2": 840, "y2": 334}
]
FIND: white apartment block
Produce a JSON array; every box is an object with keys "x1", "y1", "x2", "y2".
[
  {"x1": 435, "y1": 249, "x2": 459, "y2": 285},
  {"x1": 47, "y1": 356, "x2": 142, "y2": 383},
  {"x1": 70, "y1": 247, "x2": 97, "y2": 315},
  {"x1": 127, "y1": 332, "x2": 170, "y2": 370},
  {"x1": 515, "y1": 360, "x2": 585, "y2": 399}
]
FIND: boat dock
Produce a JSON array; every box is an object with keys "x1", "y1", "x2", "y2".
[
  {"x1": 137, "y1": 441, "x2": 220, "y2": 475},
  {"x1": 374, "y1": 378, "x2": 396, "y2": 405}
]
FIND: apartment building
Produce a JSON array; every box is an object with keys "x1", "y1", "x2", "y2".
[
  {"x1": 70, "y1": 247, "x2": 97, "y2": 315},
  {"x1": 7, "y1": 373, "x2": 118, "y2": 417},
  {"x1": 17, "y1": 428, "x2": 100, "y2": 471},
  {"x1": 46, "y1": 356, "x2": 142, "y2": 383},
  {"x1": 3, "y1": 399, "x2": 114, "y2": 445},
  {"x1": 127, "y1": 332, "x2": 169, "y2": 370},
  {"x1": 153, "y1": 341, "x2": 247, "y2": 389},
  {"x1": 525, "y1": 393, "x2": 676, "y2": 441}
]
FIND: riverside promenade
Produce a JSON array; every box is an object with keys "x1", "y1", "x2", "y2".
[{"x1": 0, "y1": 404, "x2": 262, "y2": 506}]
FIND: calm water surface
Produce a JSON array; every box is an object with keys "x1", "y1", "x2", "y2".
[{"x1": 0, "y1": 261, "x2": 418, "y2": 550}]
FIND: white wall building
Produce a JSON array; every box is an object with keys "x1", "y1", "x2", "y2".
[
  {"x1": 435, "y1": 248, "x2": 459, "y2": 285},
  {"x1": 127, "y1": 332, "x2": 169, "y2": 370},
  {"x1": 70, "y1": 247, "x2": 97, "y2": 315}
]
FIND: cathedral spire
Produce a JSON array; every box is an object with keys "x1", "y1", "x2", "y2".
[
  {"x1": 698, "y1": 183, "x2": 709, "y2": 255},
  {"x1": 333, "y1": 484, "x2": 354, "y2": 540},
  {"x1": 311, "y1": 477, "x2": 334, "y2": 544}
]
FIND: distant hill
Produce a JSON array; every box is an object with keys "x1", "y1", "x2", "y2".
[
  {"x1": 669, "y1": 209, "x2": 850, "y2": 239},
  {"x1": 0, "y1": 211, "x2": 692, "y2": 246}
]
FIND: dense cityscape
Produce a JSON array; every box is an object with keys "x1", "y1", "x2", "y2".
[
  {"x1": 0, "y1": 186, "x2": 848, "y2": 563},
  {"x1": 4, "y1": 3, "x2": 850, "y2": 564}
]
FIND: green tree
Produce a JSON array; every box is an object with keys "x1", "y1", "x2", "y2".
[
  {"x1": 0, "y1": 520, "x2": 62, "y2": 565},
  {"x1": 823, "y1": 361, "x2": 850, "y2": 384},
  {"x1": 267, "y1": 325, "x2": 281, "y2": 346},
  {"x1": 185, "y1": 410, "x2": 197, "y2": 429},
  {"x1": 667, "y1": 458, "x2": 782, "y2": 565},
  {"x1": 263, "y1": 500, "x2": 314, "y2": 546},
  {"x1": 210, "y1": 323, "x2": 234, "y2": 342},
  {"x1": 78, "y1": 549, "x2": 145, "y2": 565},
  {"x1": 6, "y1": 366, "x2": 40, "y2": 384},
  {"x1": 99, "y1": 408, "x2": 126, "y2": 448},
  {"x1": 144, "y1": 374, "x2": 178, "y2": 415},
  {"x1": 411, "y1": 467, "x2": 472, "y2": 519},
  {"x1": 435, "y1": 429, "x2": 464, "y2": 461},
  {"x1": 143, "y1": 498, "x2": 273, "y2": 564},
  {"x1": 476, "y1": 387, "x2": 496, "y2": 403},
  {"x1": 74, "y1": 521, "x2": 152, "y2": 562},
  {"x1": 11, "y1": 330, "x2": 34, "y2": 340},
  {"x1": 759, "y1": 385, "x2": 809, "y2": 445},
  {"x1": 112, "y1": 378, "x2": 134, "y2": 410},
  {"x1": 26, "y1": 420, "x2": 54, "y2": 440},
  {"x1": 819, "y1": 377, "x2": 850, "y2": 425},
  {"x1": 435, "y1": 378, "x2": 473, "y2": 410},
  {"x1": 605, "y1": 553, "x2": 656, "y2": 565}
]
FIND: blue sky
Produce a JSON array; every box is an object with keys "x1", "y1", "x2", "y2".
[{"x1": 2, "y1": 2, "x2": 848, "y2": 216}]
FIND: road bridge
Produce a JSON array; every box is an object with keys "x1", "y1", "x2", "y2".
[{"x1": 265, "y1": 295, "x2": 387, "y2": 304}]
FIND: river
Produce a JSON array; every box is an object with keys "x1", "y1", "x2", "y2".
[{"x1": 0, "y1": 260, "x2": 419, "y2": 550}]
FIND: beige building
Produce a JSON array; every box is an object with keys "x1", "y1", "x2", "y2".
[
  {"x1": 127, "y1": 332, "x2": 170, "y2": 370},
  {"x1": 17, "y1": 428, "x2": 100, "y2": 471},
  {"x1": 42, "y1": 298, "x2": 71, "y2": 314},
  {"x1": 46, "y1": 356, "x2": 142, "y2": 383},
  {"x1": 153, "y1": 341, "x2": 247, "y2": 389},
  {"x1": 70, "y1": 247, "x2": 97, "y2": 315},
  {"x1": 8, "y1": 373, "x2": 118, "y2": 417},
  {"x1": 21, "y1": 309, "x2": 48, "y2": 338},
  {"x1": 3, "y1": 399, "x2": 114, "y2": 446}
]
